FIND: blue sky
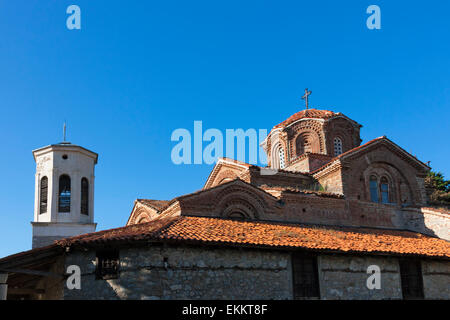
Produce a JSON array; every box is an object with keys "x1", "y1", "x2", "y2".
[{"x1": 0, "y1": 1, "x2": 449, "y2": 258}]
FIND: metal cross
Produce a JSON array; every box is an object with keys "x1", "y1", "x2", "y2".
[
  {"x1": 302, "y1": 88, "x2": 312, "y2": 109},
  {"x1": 63, "y1": 122, "x2": 67, "y2": 142}
]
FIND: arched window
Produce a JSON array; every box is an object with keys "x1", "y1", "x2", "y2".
[
  {"x1": 58, "y1": 175, "x2": 71, "y2": 212},
  {"x1": 81, "y1": 178, "x2": 89, "y2": 215},
  {"x1": 278, "y1": 147, "x2": 286, "y2": 169},
  {"x1": 334, "y1": 137, "x2": 343, "y2": 156},
  {"x1": 369, "y1": 175, "x2": 379, "y2": 202},
  {"x1": 380, "y1": 177, "x2": 389, "y2": 204},
  {"x1": 40, "y1": 176, "x2": 48, "y2": 214}
]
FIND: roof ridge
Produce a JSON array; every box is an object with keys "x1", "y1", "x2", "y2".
[{"x1": 55, "y1": 215, "x2": 180, "y2": 247}]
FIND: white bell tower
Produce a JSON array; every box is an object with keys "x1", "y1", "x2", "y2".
[{"x1": 31, "y1": 139, "x2": 98, "y2": 248}]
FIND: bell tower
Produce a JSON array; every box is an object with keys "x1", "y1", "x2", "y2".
[{"x1": 31, "y1": 140, "x2": 98, "y2": 248}]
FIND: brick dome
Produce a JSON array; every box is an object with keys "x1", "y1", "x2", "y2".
[{"x1": 274, "y1": 109, "x2": 337, "y2": 128}]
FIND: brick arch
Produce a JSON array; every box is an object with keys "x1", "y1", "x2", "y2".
[
  {"x1": 364, "y1": 165, "x2": 398, "y2": 203},
  {"x1": 215, "y1": 186, "x2": 267, "y2": 220},
  {"x1": 136, "y1": 214, "x2": 151, "y2": 224},
  {"x1": 271, "y1": 140, "x2": 287, "y2": 169},
  {"x1": 213, "y1": 170, "x2": 240, "y2": 186},
  {"x1": 130, "y1": 208, "x2": 152, "y2": 225},
  {"x1": 295, "y1": 131, "x2": 321, "y2": 156},
  {"x1": 287, "y1": 120, "x2": 326, "y2": 158},
  {"x1": 359, "y1": 162, "x2": 414, "y2": 205},
  {"x1": 221, "y1": 198, "x2": 257, "y2": 220}
]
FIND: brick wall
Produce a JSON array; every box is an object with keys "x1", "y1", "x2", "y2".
[{"x1": 315, "y1": 168, "x2": 344, "y2": 194}]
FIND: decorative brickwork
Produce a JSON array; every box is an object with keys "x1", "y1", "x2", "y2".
[{"x1": 2, "y1": 108, "x2": 448, "y2": 301}]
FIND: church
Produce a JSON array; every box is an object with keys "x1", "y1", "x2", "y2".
[{"x1": 0, "y1": 98, "x2": 449, "y2": 300}]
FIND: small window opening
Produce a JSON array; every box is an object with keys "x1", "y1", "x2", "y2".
[
  {"x1": 40, "y1": 177, "x2": 48, "y2": 214},
  {"x1": 334, "y1": 137, "x2": 343, "y2": 156},
  {"x1": 58, "y1": 175, "x2": 71, "y2": 212},
  {"x1": 96, "y1": 250, "x2": 120, "y2": 280}
]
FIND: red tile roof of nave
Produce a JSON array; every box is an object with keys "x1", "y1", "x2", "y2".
[{"x1": 54, "y1": 216, "x2": 450, "y2": 259}]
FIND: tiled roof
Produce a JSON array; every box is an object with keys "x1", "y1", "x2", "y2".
[
  {"x1": 310, "y1": 137, "x2": 384, "y2": 175},
  {"x1": 0, "y1": 243, "x2": 62, "y2": 266},
  {"x1": 259, "y1": 185, "x2": 344, "y2": 199},
  {"x1": 55, "y1": 216, "x2": 450, "y2": 259},
  {"x1": 274, "y1": 109, "x2": 337, "y2": 128},
  {"x1": 137, "y1": 199, "x2": 170, "y2": 211},
  {"x1": 311, "y1": 136, "x2": 430, "y2": 175},
  {"x1": 218, "y1": 157, "x2": 253, "y2": 168}
]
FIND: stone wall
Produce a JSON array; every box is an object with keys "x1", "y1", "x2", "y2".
[
  {"x1": 402, "y1": 207, "x2": 450, "y2": 240},
  {"x1": 318, "y1": 255, "x2": 402, "y2": 300},
  {"x1": 64, "y1": 245, "x2": 293, "y2": 300},
  {"x1": 63, "y1": 245, "x2": 450, "y2": 300},
  {"x1": 422, "y1": 260, "x2": 450, "y2": 299}
]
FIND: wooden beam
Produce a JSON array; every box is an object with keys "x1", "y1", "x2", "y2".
[
  {"x1": 0, "y1": 268, "x2": 65, "y2": 279},
  {"x1": 7, "y1": 274, "x2": 42, "y2": 288},
  {"x1": 7, "y1": 288, "x2": 45, "y2": 295},
  {"x1": 0, "y1": 248, "x2": 62, "y2": 270}
]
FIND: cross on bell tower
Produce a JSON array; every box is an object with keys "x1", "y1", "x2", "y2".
[
  {"x1": 302, "y1": 88, "x2": 312, "y2": 109},
  {"x1": 63, "y1": 122, "x2": 67, "y2": 142}
]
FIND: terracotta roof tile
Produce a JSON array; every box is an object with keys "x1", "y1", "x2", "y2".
[
  {"x1": 137, "y1": 199, "x2": 170, "y2": 211},
  {"x1": 55, "y1": 216, "x2": 450, "y2": 259},
  {"x1": 274, "y1": 109, "x2": 337, "y2": 128},
  {"x1": 259, "y1": 185, "x2": 343, "y2": 198}
]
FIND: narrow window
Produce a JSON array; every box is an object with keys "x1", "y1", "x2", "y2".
[
  {"x1": 380, "y1": 177, "x2": 389, "y2": 204},
  {"x1": 278, "y1": 147, "x2": 286, "y2": 169},
  {"x1": 369, "y1": 175, "x2": 379, "y2": 202},
  {"x1": 334, "y1": 137, "x2": 343, "y2": 156},
  {"x1": 399, "y1": 259, "x2": 424, "y2": 300},
  {"x1": 96, "y1": 250, "x2": 120, "y2": 280},
  {"x1": 292, "y1": 253, "x2": 320, "y2": 299},
  {"x1": 58, "y1": 175, "x2": 71, "y2": 212},
  {"x1": 40, "y1": 176, "x2": 48, "y2": 214},
  {"x1": 81, "y1": 178, "x2": 89, "y2": 215}
]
